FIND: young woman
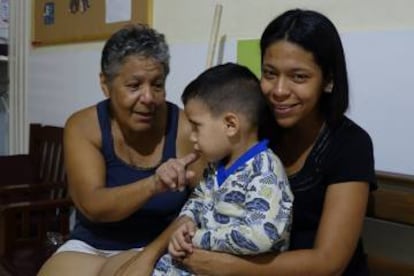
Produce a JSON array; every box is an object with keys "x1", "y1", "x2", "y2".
[{"x1": 178, "y1": 9, "x2": 376, "y2": 275}]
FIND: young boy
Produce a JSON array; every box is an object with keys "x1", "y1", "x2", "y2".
[{"x1": 153, "y1": 63, "x2": 293, "y2": 275}]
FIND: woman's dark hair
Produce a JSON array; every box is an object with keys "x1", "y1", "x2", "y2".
[
  {"x1": 101, "y1": 24, "x2": 170, "y2": 83},
  {"x1": 261, "y1": 9, "x2": 348, "y2": 125},
  {"x1": 182, "y1": 62, "x2": 274, "y2": 134}
]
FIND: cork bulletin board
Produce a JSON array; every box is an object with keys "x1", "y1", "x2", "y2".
[{"x1": 33, "y1": 0, "x2": 153, "y2": 46}]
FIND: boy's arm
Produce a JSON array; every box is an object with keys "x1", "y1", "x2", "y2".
[
  {"x1": 179, "y1": 172, "x2": 209, "y2": 225},
  {"x1": 192, "y1": 169, "x2": 293, "y2": 255}
]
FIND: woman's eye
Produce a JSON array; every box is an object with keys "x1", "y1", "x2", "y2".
[
  {"x1": 292, "y1": 74, "x2": 308, "y2": 83},
  {"x1": 127, "y1": 83, "x2": 140, "y2": 91},
  {"x1": 262, "y1": 69, "x2": 277, "y2": 79},
  {"x1": 154, "y1": 83, "x2": 164, "y2": 89}
]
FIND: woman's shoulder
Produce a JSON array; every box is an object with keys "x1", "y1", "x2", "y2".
[
  {"x1": 173, "y1": 102, "x2": 207, "y2": 186},
  {"x1": 175, "y1": 104, "x2": 191, "y2": 152},
  {"x1": 322, "y1": 116, "x2": 376, "y2": 187},
  {"x1": 330, "y1": 116, "x2": 373, "y2": 146},
  {"x1": 166, "y1": 101, "x2": 194, "y2": 156},
  {"x1": 64, "y1": 102, "x2": 101, "y2": 146},
  {"x1": 66, "y1": 104, "x2": 98, "y2": 129}
]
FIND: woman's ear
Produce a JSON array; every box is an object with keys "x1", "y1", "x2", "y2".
[
  {"x1": 324, "y1": 80, "x2": 334, "y2": 94},
  {"x1": 223, "y1": 112, "x2": 240, "y2": 137},
  {"x1": 100, "y1": 73, "x2": 110, "y2": 97}
]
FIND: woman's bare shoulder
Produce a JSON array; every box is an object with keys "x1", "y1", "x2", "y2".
[
  {"x1": 65, "y1": 104, "x2": 101, "y2": 146},
  {"x1": 176, "y1": 108, "x2": 193, "y2": 156},
  {"x1": 176, "y1": 108, "x2": 207, "y2": 186}
]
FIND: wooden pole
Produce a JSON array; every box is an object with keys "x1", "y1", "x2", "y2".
[{"x1": 206, "y1": 3, "x2": 223, "y2": 68}]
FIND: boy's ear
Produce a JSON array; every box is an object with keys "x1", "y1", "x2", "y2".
[
  {"x1": 223, "y1": 112, "x2": 239, "y2": 137},
  {"x1": 100, "y1": 73, "x2": 110, "y2": 97}
]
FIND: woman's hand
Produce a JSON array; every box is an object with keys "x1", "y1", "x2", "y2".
[
  {"x1": 180, "y1": 248, "x2": 222, "y2": 276},
  {"x1": 153, "y1": 152, "x2": 199, "y2": 193}
]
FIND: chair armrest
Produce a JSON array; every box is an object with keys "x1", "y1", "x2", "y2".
[
  {"x1": 0, "y1": 198, "x2": 73, "y2": 212},
  {"x1": 0, "y1": 154, "x2": 37, "y2": 185},
  {"x1": 0, "y1": 182, "x2": 66, "y2": 193},
  {"x1": 0, "y1": 182, "x2": 68, "y2": 203},
  {"x1": 0, "y1": 198, "x2": 73, "y2": 256}
]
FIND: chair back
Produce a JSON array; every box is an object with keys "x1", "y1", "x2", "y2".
[
  {"x1": 0, "y1": 124, "x2": 72, "y2": 276},
  {"x1": 29, "y1": 124, "x2": 66, "y2": 184}
]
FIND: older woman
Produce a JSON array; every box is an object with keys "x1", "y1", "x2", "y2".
[{"x1": 38, "y1": 24, "x2": 205, "y2": 276}]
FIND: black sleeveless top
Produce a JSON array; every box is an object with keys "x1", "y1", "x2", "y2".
[{"x1": 70, "y1": 99, "x2": 190, "y2": 250}]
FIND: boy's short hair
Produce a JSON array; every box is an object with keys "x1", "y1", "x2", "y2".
[{"x1": 182, "y1": 63, "x2": 271, "y2": 128}]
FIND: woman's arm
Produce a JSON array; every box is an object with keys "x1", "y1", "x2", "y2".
[
  {"x1": 98, "y1": 215, "x2": 194, "y2": 276},
  {"x1": 99, "y1": 113, "x2": 207, "y2": 276},
  {"x1": 65, "y1": 109, "x2": 198, "y2": 223},
  {"x1": 182, "y1": 181, "x2": 369, "y2": 276}
]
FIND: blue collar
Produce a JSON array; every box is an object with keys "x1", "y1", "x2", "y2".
[{"x1": 216, "y1": 139, "x2": 268, "y2": 187}]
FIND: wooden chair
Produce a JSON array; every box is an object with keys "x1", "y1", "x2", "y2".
[
  {"x1": 0, "y1": 124, "x2": 67, "y2": 202},
  {"x1": 364, "y1": 171, "x2": 414, "y2": 275},
  {"x1": 0, "y1": 123, "x2": 72, "y2": 276},
  {"x1": 0, "y1": 198, "x2": 73, "y2": 276}
]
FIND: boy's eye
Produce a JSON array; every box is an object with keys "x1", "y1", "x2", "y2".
[{"x1": 189, "y1": 121, "x2": 201, "y2": 132}]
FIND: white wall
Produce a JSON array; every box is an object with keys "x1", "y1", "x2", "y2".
[
  {"x1": 341, "y1": 30, "x2": 414, "y2": 175},
  {"x1": 28, "y1": 0, "x2": 414, "y2": 174},
  {"x1": 153, "y1": 0, "x2": 414, "y2": 42},
  {"x1": 29, "y1": 42, "x2": 103, "y2": 126},
  {"x1": 30, "y1": 0, "x2": 414, "y2": 123}
]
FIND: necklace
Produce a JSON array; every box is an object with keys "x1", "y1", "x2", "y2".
[
  {"x1": 125, "y1": 150, "x2": 162, "y2": 170},
  {"x1": 124, "y1": 138, "x2": 164, "y2": 170}
]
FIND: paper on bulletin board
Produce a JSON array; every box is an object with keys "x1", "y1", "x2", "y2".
[
  {"x1": 0, "y1": 0, "x2": 8, "y2": 43},
  {"x1": 105, "y1": 0, "x2": 131, "y2": 23},
  {"x1": 237, "y1": 39, "x2": 261, "y2": 78}
]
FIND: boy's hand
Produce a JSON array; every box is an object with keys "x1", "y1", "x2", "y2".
[{"x1": 168, "y1": 220, "x2": 197, "y2": 258}]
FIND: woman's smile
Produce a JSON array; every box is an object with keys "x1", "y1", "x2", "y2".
[{"x1": 273, "y1": 103, "x2": 299, "y2": 116}]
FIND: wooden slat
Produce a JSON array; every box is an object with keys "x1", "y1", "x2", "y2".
[
  {"x1": 368, "y1": 255, "x2": 414, "y2": 276},
  {"x1": 367, "y1": 188, "x2": 414, "y2": 225},
  {"x1": 366, "y1": 171, "x2": 414, "y2": 274},
  {"x1": 367, "y1": 171, "x2": 414, "y2": 225},
  {"x1": 376, "y1": 170, "x2": 414, "y2": 186}
]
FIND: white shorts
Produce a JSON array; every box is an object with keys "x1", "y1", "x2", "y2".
[{"x1": 55, "y1": 239, "x2": 143, "y2": 257}]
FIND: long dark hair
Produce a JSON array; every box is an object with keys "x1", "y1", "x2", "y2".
[{"x1": 261, "y1": 9, "x2": 349, "y2": 126}]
